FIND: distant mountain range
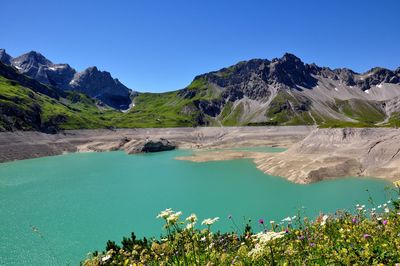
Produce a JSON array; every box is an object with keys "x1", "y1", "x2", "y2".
[
  {"x1": 1, "y1": 48, "x2": 400, "y2": 132},
  {"x1": 0, "y1": 49, "x2": 133, "y2": 109}
]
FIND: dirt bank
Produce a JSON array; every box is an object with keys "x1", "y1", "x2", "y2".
[
  {"x1": 179, "y1": 128, "x2": 400, "y2": 184},
  {"x1": 0, "y1": 126, "x2": 312, "y2": 163}
]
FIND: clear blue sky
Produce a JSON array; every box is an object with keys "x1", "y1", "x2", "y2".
[{"x1": 2, "y1": 0, "x2": 399, "y2": 92}]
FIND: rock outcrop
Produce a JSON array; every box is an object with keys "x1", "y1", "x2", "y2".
[
  {"x1": 0, "y1": 49, "x2": 12, "y2": 65},
  {"x1": 126, "y1": 138, "x2": 176, "y2": 154}
]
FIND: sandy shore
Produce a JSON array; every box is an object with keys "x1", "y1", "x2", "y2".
[{"x1": 1, "y1": 126, "x2": 400, "y2": 185}]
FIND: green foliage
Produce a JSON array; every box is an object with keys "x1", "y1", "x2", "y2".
[
  {"x1": 83, "y1": 195, "x2": 400, "y2": 265},
  {"x1": 266, "y1": 92, "x2": 313, "y2": 125},
  {"x1": 222, "y1": 102, "x2": 244, "y2": 126},
  {"x1": 335, "y1": 99, "x2": 386, "y2": 124},
  {"x1": 387, "y1": 112, "x2": 400, "y2": 127}
]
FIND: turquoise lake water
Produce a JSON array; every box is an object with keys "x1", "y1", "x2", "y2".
[{"x1": 0, "y1": 148, "x2": 394, "y2": 265}]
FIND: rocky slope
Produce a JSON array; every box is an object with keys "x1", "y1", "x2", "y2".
[
  {"x1": 1, "y1": 49, "x2": 133, "y2": 109},
  {"x1": 1, "y1": 49, "x2": 400, "y2": 130},
  {"x1": 177, "y1": 53, "x2": 400, "y2": 127}
]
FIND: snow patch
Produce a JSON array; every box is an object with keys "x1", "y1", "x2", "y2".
[
  {"x1": 377, "y1": 84, "x2": 383, "y2": 88},
  {"x1": 334, "y1": 87, "x2": 338, "y2": 91},
  {"x1": 48, "y1": 65, "x2": 66, "y2": 71},
  {"x1": 365, "y1": 90, "x2": 370, "y2": 94}
]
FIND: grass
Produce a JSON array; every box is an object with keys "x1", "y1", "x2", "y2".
[
  {"x1": 334, "y1": 99, "x2": 386, "y2": 125},
  {"x1": 82, "y1": 190, "x2": 400, "y2": 265},
  {"x1": 2, "y1": 72, "x2": 400, "y2": 130},
  {"x1": 265, "y1": 91, "x2": 314, "y2": 125},
  {"x1": 222, "y1": 102, "x2": 244, "y2": 126}
]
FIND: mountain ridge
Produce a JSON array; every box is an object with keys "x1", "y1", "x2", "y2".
[
  {"x1": 1, "y1": 49, "x2": 400, "y2": 132},
  {"x1": 1, "y1": 49, "x2": 133, "y2": 109}
]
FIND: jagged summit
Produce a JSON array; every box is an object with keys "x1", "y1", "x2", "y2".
[
  {"x1": 11, "y1": 50, "x2": 53, "y2": 67},
  {"x1": 69, "y1": 66, "x2": 132, "y2": 109},
  {"x1": 1, "y1": 49, "x2": 133, "y2": 109},
  {"x1": 0, "y1": 49, "x2": 12, "y2": 65}
]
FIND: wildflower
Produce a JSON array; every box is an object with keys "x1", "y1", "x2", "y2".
[
  {"x1": 387, "y1": 200, "x2": 391, "y2": 204},
  {"x1": 320, "y1": 215, "x2": 329, "y2": 226},
  {"x1": 156, "y1": 208, "x2": 173, "y2": 219},
  {"x1": 270, "y1": 220, "x2": 275, "y2": 224},
  {"x1": 382, "y1": 219, "x2": 388, "y2": 225},
  {"x1": 298, "y1": 235, "x2": 305, "y2": 240},
  {"x1": 186, "y1": 223, "x2": 194, "y2": 230},
  {"x1": 377, "y1": 217, "x2": 382, "y2": 221},
  {"x1": 249, "y1": 231, "x2": 286, "y2": 258},
  {"x1": 167, "y1": 211, "x2": 182, "y2": 224},
  {"x1": 259, "y1": 219, "x2": 264, "y2": 225},
  {"x1": 363, "y1": 234, "x2": 371, "y2": 239},
  {"x1": 352, "y1": 218, "x2": 358, "y2": 223},
  {"x1": 101, "y1": 255, "x2": 111, "y2": 262},
  {"x1": 292, "y1": 216, "x2": 297, "y2": 220},
  {"x1": 384, "y1": 203, "x2": 387, "y2": 207},
  {"x1": 282, "y1": 217, "x2": 292, "y2": 222},
  {"x1": 385, "y1": 208, "x2": 390, "y2": 213},
  {"x1": 200, "y1": 236, "x2": 206, "y2": 241},
  {"x1": 309, "y1": 243, "x2": 315, "y2": 247},
  {"x1": 201, "y1": 217, "x2": 219, "y2": 226},
  {"x1": 185, "y1": 213, "x2": 197, "y2": 223},
  {"x1": 372, "y1": 208, "x2": 376, "y2": 211},
  {"x1": 378, "y1": 205, "x2": 382, "y2": 209}
]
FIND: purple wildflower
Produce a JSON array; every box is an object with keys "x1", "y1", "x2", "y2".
[
  {"x1": 352, "y1": 218, "x2": 358, "y2": 223},
  {"x1": 363, "y1": 234, "x2": 371, "y2": 239},
  {"x1": 382, "y1": 219, "x2": 388, "y2": 225},
  {"x1": 298, "y1": 235, "x2": 305, "y2": 240},
  {"x1": 259, "y1": 219, "x2": 264, "y2": 225},
  {"x1": 309, "y1": 243, "x2": 315, "y2": 247}
]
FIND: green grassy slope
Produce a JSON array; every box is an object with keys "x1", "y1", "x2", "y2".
[{"x1": 1, "y1": 64, "x2": 400, "y2": 131}]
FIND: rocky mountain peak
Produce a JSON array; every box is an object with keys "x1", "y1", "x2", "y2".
[
  {"x1": 269, "y1": 53, "x2": 317, "y2": 88},
  {"x1": 0, "y1": 49, "x2": 12, "y2": 65},
  {"x1": 1, "y1": 48, "x2": 133, "y2": 110},
  {"x1": 280, "y1": 53, "x2": 302, "y2": 63},
  {"x1": 12, "y1": 51, "x2": 53, "y2": 67},
  {"x1": 69, "y1": 66, "x2": 132, "y2": 109}
]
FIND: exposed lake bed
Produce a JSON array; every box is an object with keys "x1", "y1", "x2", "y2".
[{"x1": 1, "y1": 126, "x2": 400, "y2": 184}]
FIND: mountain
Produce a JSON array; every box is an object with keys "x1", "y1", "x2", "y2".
[
  {"x1": 0, "y1": 49, "x2": 12, "y2": 65},
  {"x1": 171, "y1": 53, "x2": 400, "y2": 127},
  {"x1": 1, "y1": 49, "x2": 133, "y2": 109},
  {"x1": 69, "y1": 66, "x2": 132, "y2": 109},
  {"x1": 1, "y1": 50, "x2": 400, "y2": 132}
]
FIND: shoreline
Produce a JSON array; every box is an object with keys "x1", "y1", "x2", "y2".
[{"x1": 1, "y1": 126, "x2": 400, "y2": 185}]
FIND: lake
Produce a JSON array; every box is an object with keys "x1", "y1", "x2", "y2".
[{"x1": 0, "y1": 148, "x2": 394, "y2": 265}]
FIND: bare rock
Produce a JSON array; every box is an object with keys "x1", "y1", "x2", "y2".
[{"x1": 127, "y1": 138, "x2": 176, "y2": 154}]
